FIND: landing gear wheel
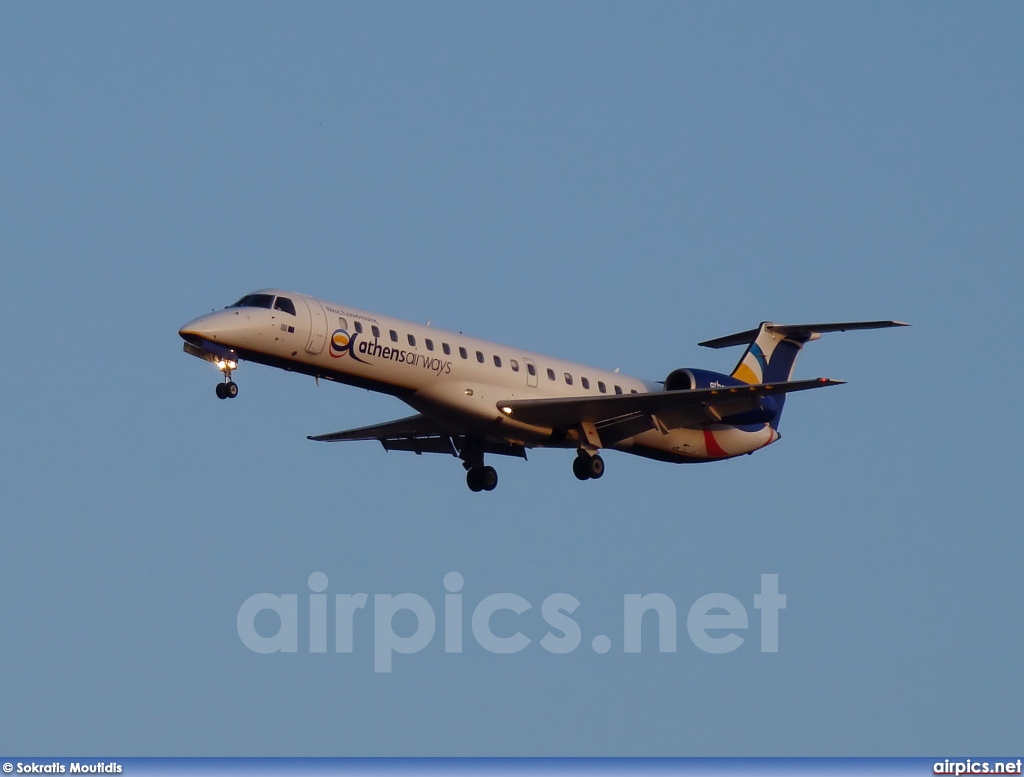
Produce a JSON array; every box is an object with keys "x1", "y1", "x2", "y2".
[
  {"x1": 573, "y1": 453, "x2": 605, "y2": 480},
  {"x1": 215, "y1": 383, "x2": 227, "y2": 399},
  {"x1": 467, "y1": 466, "x2": 498, "y2": 492},
  {"x1": 573, "y1": 455, "x2": 591, "y2": 481},
  {"x1": 225, "y1": 381, "x2": 238, "y2": 398}
]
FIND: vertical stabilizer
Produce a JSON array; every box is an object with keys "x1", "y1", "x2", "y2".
[
  {"x1": 698, "y1": 319, "x2": 908, "y2": 430},
  {"x1": 729, "y1": 322, "x2": 809, "y2": 385}
]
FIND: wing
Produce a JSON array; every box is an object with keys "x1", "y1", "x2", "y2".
[
  {"x1": 498, "y1": 378, "x2": 843, "y2": 444},
  {"x1": 308, "y1": 414, "x2": 449, "y2": 442},
  {"x1": 307, "y1": 414, "x2": 527, "y2": 458},
  {"x1": 307, "y1": 413, "x2": 458, "y2": 454}
]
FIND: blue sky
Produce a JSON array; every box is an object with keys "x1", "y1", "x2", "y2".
[{"x1": 1, "y1": 1, "x2": 1021, "y2": 756}]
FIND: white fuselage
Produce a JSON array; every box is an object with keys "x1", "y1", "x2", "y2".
[{"x1": 179, "y1": 289, "x2": 777, "y2": 462}]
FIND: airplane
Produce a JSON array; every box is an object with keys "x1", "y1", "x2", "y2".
[{"x1": 178, "y1": 289, "x2": 906, "y2": 492}]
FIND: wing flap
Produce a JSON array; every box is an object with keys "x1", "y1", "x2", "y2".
[
  {"x1": 594, "y1": 411, "x2": 658, "y2": 444},
  {"x1": 381, "y1": 436, "x2": 459, "y2": 455}
]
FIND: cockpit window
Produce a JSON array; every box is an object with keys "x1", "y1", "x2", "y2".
[
  {"x1": 230, "y1": 294, "x2": 275, "y2": 310},
  {"x1": 274, "y1": 297, "x2": 297, "y2": 316}
]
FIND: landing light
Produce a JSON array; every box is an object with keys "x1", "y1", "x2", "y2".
[
  {"x1": 501, "y1": 406, "x2": 513, "y2": 415},
  {"x1": 215, "y1": 359, "x2": 237, "y2": 372}
]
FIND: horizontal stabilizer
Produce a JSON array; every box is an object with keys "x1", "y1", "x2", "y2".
[{"x1": 699, "y1": 320, "x2": 909, "y2": 349}]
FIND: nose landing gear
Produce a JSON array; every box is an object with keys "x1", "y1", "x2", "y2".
[
  {"x1": 215, "y1": 380, "x2": 238, "y2": 399},
  {"x1": 214, "y1": 359, "x2": 239, "y2": 399}
]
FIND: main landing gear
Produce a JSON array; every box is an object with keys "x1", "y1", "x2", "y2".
[
  {"x1": 573, "y1": 451, "x2": 605, "y2": 481},
  {"x1": 459, "y1": 437, "x2": 498, "y2": 492},
  {"x1": 466, "y1": 466, "x2": 498, "y2": 493}
]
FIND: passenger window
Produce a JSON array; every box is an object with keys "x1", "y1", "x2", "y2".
[
  {"x1": 615, "y1": 385, "x2": 623, "y2": 395},
  {"x1": 408, "y1": 334, "x2": 416, "y2": 347},
  {"x1": 372, "y1": 325, "x2": 381, "y2": 338},
  {"x1": 443, "y1": 343, "x2": 451, "y2": 355},
  {"x1": 493, "y1": 355, "x2": 502, "y2": 368},
  {"x1": 564, "y1": 373, "x2": 573, "y2": 386},
  {"x1": 390, "y1": 330, "x2": 398, "y2": 343},
  {"x1": 425, "y1": 339, "x2": 434, "y2": 351},
  {"x1": 598, "y1": 381, "x2": 606, "y2": 393},
  {"x1": 581, "y1": 377, "x2": 590, "y2": 389},
  {"x1": 547, "y1": 368, "x2": 556, "y2": 381},
  {"x1": 527, "y1": 363, "x2": 536, "y2": 376},
  {"x1": 354, "y1": 321, "x2": 363, "y2": 334},
  {"x1": 510, "y1": 359, "x2": 519, "y2": 372},
  {"x1": 476, "y1": 351, "x2": 485, "y2": 364},
  {"x1": 459, "y1": 347, "x2": 468, "y2": 359},
  {"x1": 273, "y1": 297, "x2": 297, "y2": 316}
]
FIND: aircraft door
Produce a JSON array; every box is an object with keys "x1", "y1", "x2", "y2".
[
  {"x1": 523, "y1": 357, "x2": 538, "y2": 388},
  {"x1": 300, "y1": 296, "x2": 328, "y2": 355}
]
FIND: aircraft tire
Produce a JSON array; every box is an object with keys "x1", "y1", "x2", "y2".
[
  {"x1": 481, "y1": 466, "x2": 498, "y2": 491},
  {"x1": 225, "y1": 381, "x2": 238, "y2": 398},
  {"x1": 588, "y1": 454, "x2": 605, "y2": 479},
  {"x1": 467, "y1": 469, "x2": 484, "y2": 492},
  {"x1": 573, "y1": 456, "x2": 591, "y2": 481},
  {"x1": 215, "y1": 383, "x2": 228, "y2": 399}
]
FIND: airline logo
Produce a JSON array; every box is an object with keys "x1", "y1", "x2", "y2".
[
  {"x1": 329, "y1": 330, "x2": 369, "y2": 363},
  {"x1": 357, "y1": 337, "x2": 452, "y2": 375},
  {"x1": 328, "y1": 329, "x2": 451, "y2": 375}
]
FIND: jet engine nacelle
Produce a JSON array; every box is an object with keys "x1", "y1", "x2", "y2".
[
  {"x1": 664, "y1": 367, "x2": 744, "y2": 391},
  {"x1": 663, "y1": 368, "x2": 779, "y2": 425}
]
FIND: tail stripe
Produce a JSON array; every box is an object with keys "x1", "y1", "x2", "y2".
[
  {"x1": 730, "y1": 323, "x2": 808, "y2": 386},
  {"x1": 733, "y1": 361, "x2": 759, "y2": 385},
  {"x1": 702, "y1": 429, "x2": 730, "y2": 458}
]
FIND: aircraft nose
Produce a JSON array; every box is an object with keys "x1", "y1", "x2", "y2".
[
  {"x1": 179, "y1": 314, "x2": 212, "y2": 345},
  {"x1": 179, "y1": 308, "x2": 255, "y2": 348},
  {"x1": 179, "y1": 310, "x2": 238, "y2": 343}
]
